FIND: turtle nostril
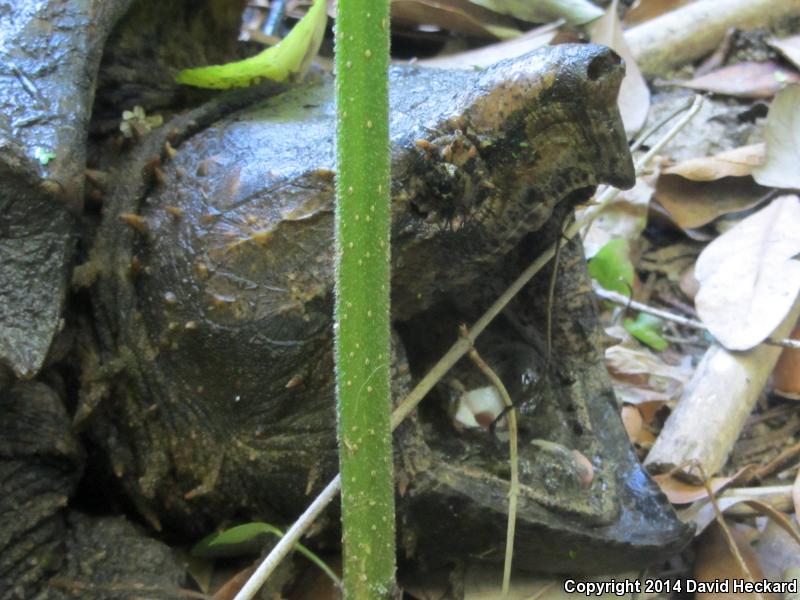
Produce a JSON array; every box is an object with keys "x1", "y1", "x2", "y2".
[{"x1": 586, "y1": 51, "x2": 622, "y2": 82}]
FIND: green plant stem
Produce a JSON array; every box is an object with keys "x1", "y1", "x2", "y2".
[{"x1": 334, "y1": 1, "x2": 395, "y2": 599}]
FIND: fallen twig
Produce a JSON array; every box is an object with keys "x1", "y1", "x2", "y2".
[
  {"x1": 749, "y1": 440, "x2": 800, "y2": 483},
  {"x1": 626, "y1": 0, "x2": 800, "y2": 78},
  {"x1": 464, "y1": 331, "x2": 519, "y2": 597},
  {"x1": 594, "y1": 287, "x2": 800, "y2": 350},
  {"x1": 699, "y1": 463, "x2": 765, "y2": 600},
  {"x1": 644, "y1": 297, "x2": 800, "y2": 480}
]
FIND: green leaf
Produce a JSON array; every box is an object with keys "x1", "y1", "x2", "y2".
[
  {"x1": 624, "y1": 313, "x2": 668, "y2": 351},
  {"x1": 176, "y1": 0, "x2": 327, "y2": 88},
  {"x1": 587, "y1": 238, "x2": 634, "y2": 296},
  {"x1": 191, "y1": 522, "x2": 341, "y2": 587},
  {"x1": 191, "y1": 522, "x2": 274, "y2": 558}
]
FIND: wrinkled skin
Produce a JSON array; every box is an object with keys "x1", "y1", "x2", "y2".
[{"x1": 85, "y1": 43, "x2": 691, "y2": 572}]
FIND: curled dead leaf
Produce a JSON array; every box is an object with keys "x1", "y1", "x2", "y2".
[
  {"x1": 621, "y1": 405, "x2": 656, "y2": 446},
  {"x1": 392, "y1": 0, "x2": 521, "y2": 39},
  {"x1": 694, "y1": 195, "x2": 800, "y2": 351},
  {"x1": 663, "y1": 144, "x2": 766, "y2": 181},
  {"x1": 653, "y1": 472, "x2": 738, "y2": 505},
  {"x1": 680, "y1": 61, "x2": 800, "y2": 99},
  {"x1": 753, "y1": 85, "x2": 800, "y2": 190},
  {"x1": 654, "y1": 175, "x2": 770, "y2": 230},
  {"x1": 605, "y1": 331, "x2": 691, "y2": 404},
  {"x1": 589, "y1": 0, "x2": 650, "y2": 137}
]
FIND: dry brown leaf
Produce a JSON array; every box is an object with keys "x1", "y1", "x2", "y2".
[
  {"x1": 769, "y1": 35, "x2": 800, "y2": 71},
  {"x1": 419, "y1": 25, "x2": 557, "y2": 69},
  {"x1": 589, "y1": 0, "x2": 650, "y2": 137},
  {"x1": 663, "y1": 144, "x2": 766, "y2": 181},
  {"x1": 637, "y1": 400, "x2": 665, "y2": 425},
  {"x1": 680, "y1": 61, "x2": 800, "y2": 99},
  {"x1": 621, "y1": 405, "x2": 656, "y2": 445},
  {"x1": 695, "y1": 195, "x2": 800, "y2": 351},
  {"x1": 621, "y1": 404, "x2": 643, "y2": 441},
  {"x1": 605, "y1": 331, "x2": 691, "y2": 404},
  {"x1": 623, "y1": 0, "x2": 692, "y2": 26},
  {"x1": 392, "y1": 0, "x2": 521, "y2": 39},
  {"x1": 653, "y1": 473, "x2": 738, "y2": 505},
  {"x1": 654, "y1": 175, "x2": 770, "y2": 230},
  {"x1": 694, "y1": 523, "x2": 769, "y2": 599},
  {"x1": 753, "y1": 85, "x2": 800, "y2": 190}
]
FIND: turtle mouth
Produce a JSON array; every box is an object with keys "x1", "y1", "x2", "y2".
[{"x1": 393, "y1": 205, "x2": 692, "y2": 573}]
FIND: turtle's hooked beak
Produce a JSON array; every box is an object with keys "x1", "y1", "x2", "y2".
[
  {"x1": 548, "y1": 45, "x2": 636, "y2": 191},
  {"x1": 471, "y1": 44, "x2": 636, "y2": 193}
]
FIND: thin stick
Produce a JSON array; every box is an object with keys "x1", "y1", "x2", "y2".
[
  {"x1": 545, "y1": 214, "x2": 568, "y2": 364},
  {"x1": 233, "y1": 94, "x2": 705, "y2": 600},
  {"x1": 464, "y1": 330, "x2": 519, "y2": 597},
  {"x1": 629, "y1": 96, "x2": 695, "y2": 153},
  {"x1": 595, "y1": 287, "x2": 800, "y2": 350},
  {"x1": 698, "y1": 464, "x2": 765, "y2": 600},
  {"x1": 750, "y1": 440, "x2": 800, "y2": 482},
  {"x1": 596, "y1": 288, "x2": 705, "y2": 329},
  {"x1": 232, "y1": 475, "x2": 342, "y2": 600}
]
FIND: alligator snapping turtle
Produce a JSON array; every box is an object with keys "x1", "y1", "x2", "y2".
[
  {"x1": 80, "y1": 41, "x2": 691, "y2": 573},
  {"x1": 0, "y1": 0, "x2": 691, "y2": 592}
]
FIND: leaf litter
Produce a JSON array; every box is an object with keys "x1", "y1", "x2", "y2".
[{"x1": 580, "y1": 15, "x2": 800, "y2": 591}]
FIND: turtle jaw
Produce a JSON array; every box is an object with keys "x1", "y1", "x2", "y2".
[{"x1": 393, "y1": 229, "x2": 692, "y2": 574}]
